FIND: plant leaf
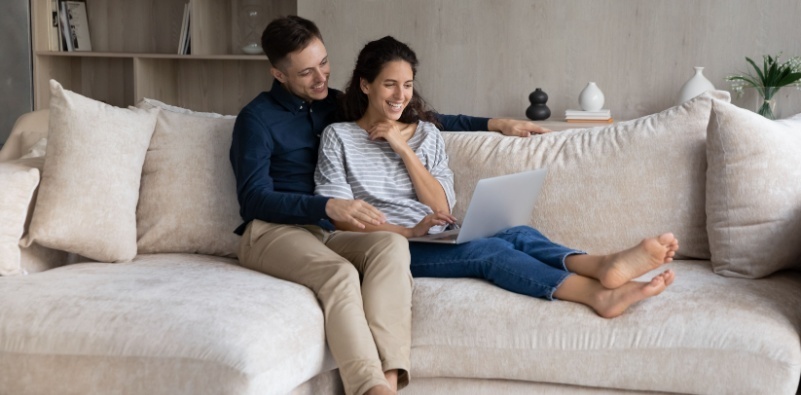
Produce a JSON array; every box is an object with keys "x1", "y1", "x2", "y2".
[
  {"x1": 776, "y1": 72, "x2": 801, "y2": 87},
  {"x1": 746, "y1": 57, "x2": 765, "y2": 83}
]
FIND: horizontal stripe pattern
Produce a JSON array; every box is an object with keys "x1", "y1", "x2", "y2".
[{"x1": 315, "y1": 121, "x2": 455, "y2": 229}]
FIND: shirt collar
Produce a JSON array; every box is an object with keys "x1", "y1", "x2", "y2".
[{"x1": 268, "y1": 79, "x2": 307, "y2": 114}]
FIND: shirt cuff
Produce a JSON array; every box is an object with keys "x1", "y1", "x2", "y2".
[{"x1": 311, "y1": 195, "x2": 332, "y2": 222}]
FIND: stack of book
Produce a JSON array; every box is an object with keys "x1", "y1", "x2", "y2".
[
  {"x1": 50, "y1": 0, "x2": 92, "y2": 52},
  {"x1": 565, "y1": 109, "x2": 613, "y2": 123}
]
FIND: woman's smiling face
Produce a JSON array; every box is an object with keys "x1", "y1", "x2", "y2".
[{"x1": 361, "y1": 60, "x2": 414, "y2": 121}]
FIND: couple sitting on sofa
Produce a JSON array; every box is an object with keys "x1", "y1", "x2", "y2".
[{"x1": 230, "y1": 16, "x2": 679, "y2": 395}]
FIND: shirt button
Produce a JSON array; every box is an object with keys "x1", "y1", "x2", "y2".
[
  {"x1": 300, "y1": 105, "x2": 303, "y2": 109},
  {"x1": 310, "y1": 108, "x2": 313, "y2": 113}
]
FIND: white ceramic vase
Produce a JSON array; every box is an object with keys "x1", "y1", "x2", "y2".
[
  {"x1": 677, "y1": 66, "x2": 715, "y2": 105},
  {"x1": 579, "y1": 82, "x2": 605, "y2": 111}
]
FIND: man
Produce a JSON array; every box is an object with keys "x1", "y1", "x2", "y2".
[{"x1": 230, "y1": 16, "x2": 548, "y2": 395}]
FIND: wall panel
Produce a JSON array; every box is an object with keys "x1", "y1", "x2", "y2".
[{"x1": 300, "y1": 0, "x2": 801, "y2": 120}]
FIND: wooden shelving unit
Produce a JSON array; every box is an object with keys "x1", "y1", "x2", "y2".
[{"x1": 31, "y1": 0, "x2": 296, "y2": 115}]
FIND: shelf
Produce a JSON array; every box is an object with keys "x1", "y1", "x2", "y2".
[
  {"x1": 35, "y1": 51, "x2": 270, "y2": 61},
  {"x1": 31, "y1": 0, "x2": 295, "y2": 114}
]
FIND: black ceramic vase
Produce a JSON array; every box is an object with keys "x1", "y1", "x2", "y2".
[{"x1": 526, "y1": 88, "x2": 551, "y2": 121}]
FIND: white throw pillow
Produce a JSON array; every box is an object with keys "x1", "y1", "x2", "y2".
[
  {"x1": 136, "y1": 98, "x2": 235, "y2": 118},
  {"x1": 24, "y1": 80, "x2": 158, "y2": 263},
  {"x1": 706, "y1": 99, "x2": 801, "y2": 278},
  {"x1": 0, "y1": 158, "x2": 42, "y2": 275},
  {"x1": 443, "y1": 91, "x2": 730, "y2": 258},
  {"x1": 135, "y1": 100, "x2": 241, "y2": 257}
]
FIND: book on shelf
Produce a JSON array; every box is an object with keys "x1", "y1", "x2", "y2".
[
  {"x1": 57, "y1": 1, "x2": 71, "y2": 51},
  {"x1": 58, "y1": 0, "x2": 92, "y2": 52},
  {"x1": 49, "y1": 0, "x2": 60, "y2": 51},
  {"x1": 177, "y1": 3, "x2": 191, "y2": 55},
  {"x1": 184, "y1": 14, "x2": 191, "y2": 55}
]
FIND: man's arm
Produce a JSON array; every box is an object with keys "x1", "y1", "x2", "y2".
[
  {"x1": 435, "y1": 113, "x2": 551, "y2": 137},
  {"x1": 230, "y1": 109, "x2": 330, "y2": 228},
  {"x1": 332, "y1": 211, "x2": 456, "y2": 239},
  {"x1": 314, "y1": 126, "x2": 386, "y2": 229}
]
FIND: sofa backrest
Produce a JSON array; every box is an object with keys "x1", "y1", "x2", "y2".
[
  {"x1": 443, "y1": 91, "x2": 730, "y2": 259},
  {"x1": 0, "y1": 109, "x2": 50, "y2": 162},
  {"x1": 5, "y1": 91, "x2": 728, "y2": 274}
]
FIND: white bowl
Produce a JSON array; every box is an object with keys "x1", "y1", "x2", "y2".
[{"x1": 241, "y1": 43, "x2": 263, "y2": 55}]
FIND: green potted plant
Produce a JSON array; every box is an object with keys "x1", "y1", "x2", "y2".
[{"x1": 726, "y1": 54, "x2": 801, "y2": 120}]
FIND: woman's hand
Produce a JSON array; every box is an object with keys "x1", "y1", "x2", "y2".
[
  {"x1": 408, "y1": 212, "x2": 458, "y2": 238},
  {"x1": 366, "y1": 120, "x2": 409, "y2": 153}
]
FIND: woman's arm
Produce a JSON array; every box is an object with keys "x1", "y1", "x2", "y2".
[{"x1": 365, "y1": 120, "x2": 451, "y2": 214}]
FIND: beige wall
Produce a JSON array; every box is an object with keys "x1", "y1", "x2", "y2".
[{"x1": 299, "y1": 0, "x2": 801, "y2": 121}]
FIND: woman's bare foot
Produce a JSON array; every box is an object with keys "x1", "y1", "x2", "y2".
[
  {"x1": 592, "y1": 269, "x2": 675, "y2": 318},
  {"x1": 597, "y1": 233, "x2": 679, "y2": 289}
]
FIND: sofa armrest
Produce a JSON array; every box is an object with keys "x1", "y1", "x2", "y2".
[{"x1": 0, "y1": 109, "x2": 50, "y2": 162}]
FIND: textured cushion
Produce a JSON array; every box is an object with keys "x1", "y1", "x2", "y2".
[
  {"x1": 137, "y1": 97, "x2": 235, "y2": 118},
  {"x1": 19, "y1": 242, "x2": 71, "y2": 274},
  {"x1": 410, "y1": 261, "x2": 801, "y2": 394},
  {"x1": 706, "y1": 100, "x2": 801, "y2": 278},
  {"x1": 0, "y1": 254, "x2": 336, "y2": 395},
  {"x1": 134, "y1": 100, "x2": 240, "y2": 257},
  {"x1": 443, "y1": 91, "x2": 730, "y2": 258},
  {"x1": 0, "y1": 155, "x2": 72, "y2": 275},
  {"x1": 0, "y1": 158, "x2": 41, "y2": 276},
  {"x1": 24, "y1": 80, "x2": 158, "y2": 263},
  {"x1": 20, "y1": 138, "x2": 47, "y2": 159}
]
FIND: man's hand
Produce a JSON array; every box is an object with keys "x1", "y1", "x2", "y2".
[
  {"x1": 488, "y1": 118, "x2": 551, "y2": 137},
  {"x1": 408, "y1": 212, "x2": 457, "y2": 238},
  {"x1": 326, "y1": 198, "x2": 386, "y2": 229}
]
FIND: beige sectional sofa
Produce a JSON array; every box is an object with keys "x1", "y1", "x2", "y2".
[{"x1": 1, "y1": 83, "x2": 801, "y2": 395}]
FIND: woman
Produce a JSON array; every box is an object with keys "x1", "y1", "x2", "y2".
[{"x1": 315, "y1": 36, "x2": 678, "y2": 319}]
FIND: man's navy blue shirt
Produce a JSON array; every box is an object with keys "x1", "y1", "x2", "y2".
[{"x1": 230, "y1": 80, "x2": 490, "y2": 234}]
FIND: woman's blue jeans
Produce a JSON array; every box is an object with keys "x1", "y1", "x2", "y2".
[{"x1": 409, "y1": 226, "x2": 583, "y2": 300}]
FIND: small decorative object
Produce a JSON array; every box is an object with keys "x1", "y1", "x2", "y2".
[
  {"x1": 677, "y1": 67, "x2": 715, "y2": 105},
  {"x1": 239, "y1": 0, "x2": 266, "y2": 55},
  {"x1": 726, "y1": 54, "x2": 801, "y2": 120},
  {"x1": 526, "y1": 88, "x2": 551, "y2": 120},
  {"x1": 579, "y1": 82, "x2": 605, "y2": 112}
]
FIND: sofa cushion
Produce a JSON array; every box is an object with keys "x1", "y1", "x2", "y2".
[
  {"x1": 134, "y1": 100, "x2": 241, "y2": 257},
  {"x1": 0, "y1": 254, "x2": 336, "y2": 395},
  {"x1": 25, "y1": 80, "x2": 158, "y2": 263},
  {"x1": 410, "y1": 261, "x2": 801, "y2": 394},
  {"x1": 0, "y1": 158, "x2": 42, "y2": 276},
  {"x1": 443, "y1": 91, "x2": 730, "y2": 259},
  {"x1": 706, "y1": 100, "x2": 801, "y2": 278},
  {"x1": 0, "y1": 109, "x2": 49, "y2": 162}
]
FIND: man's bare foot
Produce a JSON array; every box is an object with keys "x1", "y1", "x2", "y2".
[
  {"x1": 384, "y1": 370, "x2": 398, "y2": 393},
  {"x1": 597, "y1": 233, "x2": 679, "y2": 289},
  {"x1": 365, "y1": 384, "x2": 395, "y2": 395},
  {"x1": 592, "y1": 270, "x2": 675, "y2": 318}
]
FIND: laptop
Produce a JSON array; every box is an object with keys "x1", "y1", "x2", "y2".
[{"x1": 409, "y1": 168, "x2": 548, "y2": 244}]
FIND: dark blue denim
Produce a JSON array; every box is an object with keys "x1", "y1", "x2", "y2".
[{"x1": 409, "y1": 226, "x2": 583, "y2": 300}]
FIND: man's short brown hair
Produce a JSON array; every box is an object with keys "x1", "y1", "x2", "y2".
[{"x1": 261, "y1": 16, "x2": 323, "y2": 68}]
